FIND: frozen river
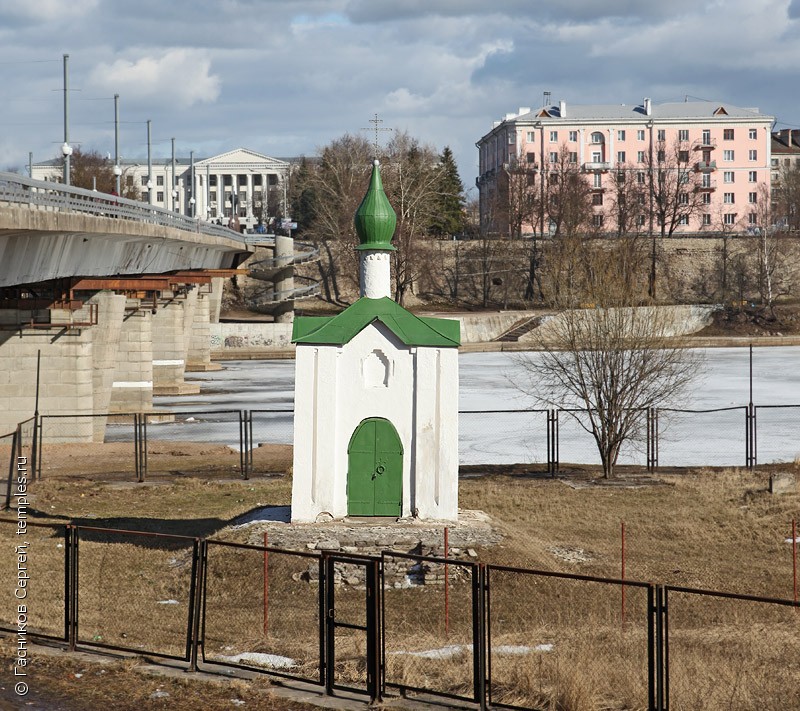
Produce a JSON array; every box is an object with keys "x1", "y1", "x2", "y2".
[{"x1": 140, "y1": 346, "x2": 800, "y2": 468}]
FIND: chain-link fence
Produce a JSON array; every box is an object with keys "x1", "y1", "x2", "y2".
[
  {"x1": 247, "y1": 410, "x2": 294, "y2": 477},
  {"x1": 38, "y1": 414, "x2": 138, "y2": 481},
  {"x1": 74, "y1": 527, "x2": 199, "y2": 660},
  {"x1": 664, "y1": 587, "x2": 800, "y2": 710},
  {"x1": 141, "y1": 410, "x2": 246, "y2": 479},
  {"x1": 0, "y1": 520, "x2": 68, "y2": 641},
  {"x1": 486, "y1": 565, "x2": 652, "y2": 710},
  {"x1": 1, "y1": 519, "x2": 798, "y2": 706},
  {"x1": 21, "y1": 402, "x2": 800, "y2": 483},
  {"x1": 754, "y1": 405, "x2": 800, "y2": 464},
  {"x1": 656, "y1": 407, "x2": 748, "y2": 468},
  {"x1": 381, "y1": 552, "x2": 480, "y2": 704},
  {"x1": 459, "y1": 410, "x2": 549, "y2": 467},
  {"x1": 202, "y1": 540, "x2": 322, "y2": 684}
]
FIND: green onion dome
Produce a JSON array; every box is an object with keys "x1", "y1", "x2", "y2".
[{"x1": 354, "y1": 160, "x2": 396, "y2": 251}]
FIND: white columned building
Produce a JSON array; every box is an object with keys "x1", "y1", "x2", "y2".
[{"x1": 32, "y1": 147, "x2": 290, "y2": 232}]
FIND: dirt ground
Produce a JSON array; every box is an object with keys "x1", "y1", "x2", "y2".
[
  {"x1": 30, "y1": 441, "x2": 292, "y2": 483},
  {"x1": 697, "y1": 302, "x2": 800, "y2": 337}
]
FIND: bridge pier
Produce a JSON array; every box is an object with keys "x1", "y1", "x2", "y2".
[
  {"x1": 186, "y1": 288, "x2": 221, "y2": 372},
  {"x1": 0, "y1": 311, "x2": 96, "y2": 439},
  {"x1": 110, "y1": 298, "x2": 154, "y2": 414},
  {"x1": 151, "y1": 291, "x2": 200, "y2": 396}
]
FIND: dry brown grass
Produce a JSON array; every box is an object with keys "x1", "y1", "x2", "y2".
[
  {"x1": 2, "y1": 464, "x2": 799, "y2": 709},
  {"x1": 0, "y1": 638, "x2": 317, "y2": 711},
  {"x1": 34, "y1": 441, "x2": 292, "y2": 481}
]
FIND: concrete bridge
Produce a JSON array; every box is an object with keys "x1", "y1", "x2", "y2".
[{"x1": 0, "y1": 172, "x2": 308, "y2": 437}]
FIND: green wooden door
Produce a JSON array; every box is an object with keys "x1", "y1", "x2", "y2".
[{"x1": 347, "y1": 418, "x2": 403, "y2": 517}]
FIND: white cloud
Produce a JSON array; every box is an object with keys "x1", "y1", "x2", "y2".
[
  {"x1": 89, "y1": 49, "x2": 221, "y2": 108},
  {"x1": 0, "y1": 0, "x2": 98, "y2": 23}
]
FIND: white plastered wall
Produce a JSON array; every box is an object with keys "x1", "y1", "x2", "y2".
[{"x1": 291, "y1": 321, "x2": 459, "y2": 522}]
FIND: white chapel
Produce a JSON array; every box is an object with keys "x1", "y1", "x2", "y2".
[{"x1": 290, "y1": 160, "x2": 460, "y2": 523}]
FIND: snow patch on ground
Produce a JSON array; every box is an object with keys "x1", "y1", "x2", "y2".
[
  {"x1": 390, "y1": 644, "x2": 553, "y2": 659},
  {"x1": 157, "y1": 599, "x2": 179, "y2": 605},
  {"x1": 218, "y1": 652, "x2": 296, "y2": 669}
]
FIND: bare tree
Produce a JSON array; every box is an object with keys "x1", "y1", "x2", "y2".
[
  {"x1": 515, "y1": 238, "x2": 701, "y2": 478},
  {"x1": 296, "y1": 134, "x2": 372, "y2": 303},
  {"x1": 69, "y1": 148, "x2": 139, "y2": 199},
  {"x1": 609, "y1": 164, "x2": 647, "y2": 236},
  {"x1": 544, "y1": 147, "x2": 593, "y2": 238},
  {"x1": 383, "y1": 132, "x2": 443, "y2": 305},
  {"x1": 773, "y1": 160, "x2": 800, "y2": 232},
  {"x1": 645, "y1": 139, "x2": 704, "y2": 298}
]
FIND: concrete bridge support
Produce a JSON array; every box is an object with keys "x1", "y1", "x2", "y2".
[
  {"x1": 186, "y1": 289, "x2": 221, "y2": 372},
  {"x1": 109, "y1": 299, "x2": 154, "y2": 414},
  {"x1": 0, "y1": 313, "x2": 96, "y2": 440},
  {"x1": 151, "y1": 291, "x2": 200, "y2": 396},
  {"x1": 0, "y1": 277, "x2": 220, "y2": 434}
]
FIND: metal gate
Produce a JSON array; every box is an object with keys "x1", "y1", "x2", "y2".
[{"x1": 323, "y1": 553, "x2": 381, "y2": 702}]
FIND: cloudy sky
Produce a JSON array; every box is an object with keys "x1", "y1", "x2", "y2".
[{"x1": 1, "y1": 0, "x2": 799, "y2": 194}]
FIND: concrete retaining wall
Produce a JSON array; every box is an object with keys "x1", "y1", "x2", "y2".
[{"x1": 210, "y1": 322, "x2": 294, "y2": 357}]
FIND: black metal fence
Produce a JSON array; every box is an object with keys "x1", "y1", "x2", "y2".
[
  {"x1": 5, "y1": 402, "x2": 800, "y2": 485},
  {"x1": 1, "y1": 517, "x2": 797, "y2": 710}
]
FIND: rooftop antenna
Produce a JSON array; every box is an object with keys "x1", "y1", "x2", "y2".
[
  {"x1": 361, "y1": 113, "x2": 393, "y2": 159},
  {"x1": 543, "y1": 90, "x2": 551, "y2": 108}
]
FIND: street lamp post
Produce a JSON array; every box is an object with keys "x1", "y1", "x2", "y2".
[
  {"x1": 61, "y1": 142, "x2": 72, "y2": 185},
  {"x1": 146, "y1": 119, "x2": 152, "y2": 205},
  {"x1": 114, "y1": 94, "x2": 121, "y2": 195},
  {"x1": 171, "y1": 138, "x2": 176, "y2": 212},
  {"x1": 189, "y1": 150, "x2": 195, "y2": 217},
  {"x1": 62, "y1": 53, "x2": 71, "y2": 186}
]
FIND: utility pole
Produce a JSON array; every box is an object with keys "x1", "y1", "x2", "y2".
[{"x1": 114, "y1": 94, "x2": 121, "y2": 195}]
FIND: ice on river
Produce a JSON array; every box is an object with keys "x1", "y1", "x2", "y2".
[{"x1": 105, "y1": 347, "x2": 800, "y2": 468}]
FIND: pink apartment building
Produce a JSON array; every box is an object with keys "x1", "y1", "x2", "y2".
[{"x1": 476, "y1": 98, "x2": 774, "y2": 235}]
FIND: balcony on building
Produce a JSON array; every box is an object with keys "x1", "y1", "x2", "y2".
[
  {"x1": 583, "y1": 161, "x2": 611, "y2": 172},
  {"x1": 695, "y1": 179, "x2": 717, "y2": 192},
  {"x1": 694, "y1": 138, "x2": 717, "y2": 150},
  {"x1": 695, "y1": 160, "x2": 717, "y2": 172}
]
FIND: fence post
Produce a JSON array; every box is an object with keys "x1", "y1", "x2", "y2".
[
  {"x1": 3, "y1": 428, "x2": 18, "y2": 511},
  {"x1": 264, "y1": 531, "x2": 269, "y2": 637},
  {"x1": 134, "y1": 414, "x2": 148, "y2": 482},
  {"x1": 793, "y1": 518, "x2": 797, "y2": 608},
  {"x1": 547, "y1": 409, "x2": 559, "y2": 476},
  {"x1": 188, "y1": 538, "x2": 205, "y2": 672},
  {"x1": 655, "y1": 585, "x2": 668, "y2": 711},
  {"x1": 68, "y1": 526, "x2": 78, "y2": 652},
  {"x1": 365, "y1": 558, "x2": 381, "y2": 704},
  {"x1": 647, "y1": 408, "x2": 659, "y2": 472},
  {"x1": 30, "y1": 414, "x2": 39, "y2": 483},
  {"x1": 475, "y1": 564, "x2": 487, "y2": 711},
  {"x1": 745, "y1": 403, "x2": 756, "y2": 470}
]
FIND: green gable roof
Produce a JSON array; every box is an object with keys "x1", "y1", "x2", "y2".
[{"x1": 292, "y1": 297, "x2": 460, "y2": 347}]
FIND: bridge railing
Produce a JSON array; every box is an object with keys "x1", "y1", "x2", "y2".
[{"x1": 0, "y1": 171, "x2": 246, "y2": 243}]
